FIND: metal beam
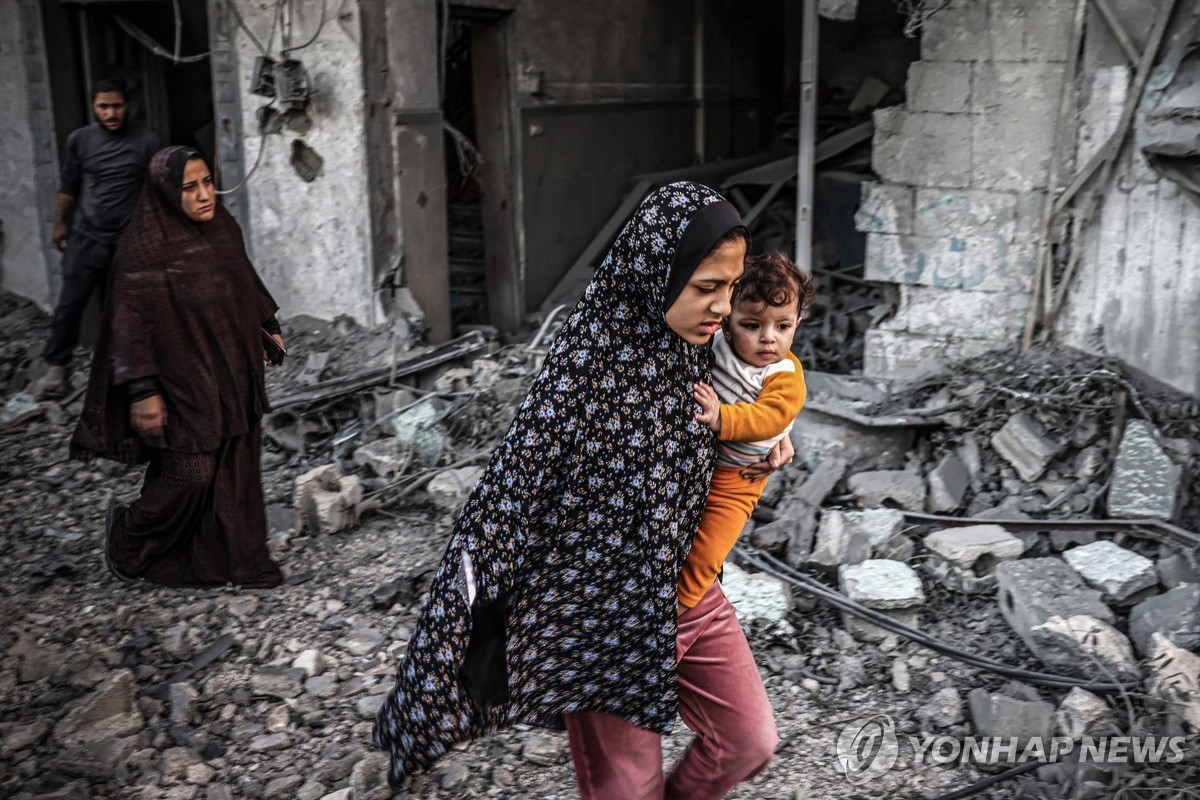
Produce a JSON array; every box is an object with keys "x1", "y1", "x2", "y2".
[{"x1": 794, "y1": 0, "x2": 818, "y2": 266}]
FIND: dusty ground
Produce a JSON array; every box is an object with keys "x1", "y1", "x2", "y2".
[{"x1": 1, "y1": 291, "x2": 1195, "y2": 800}]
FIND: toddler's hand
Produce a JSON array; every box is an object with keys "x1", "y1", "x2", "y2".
[{"x1": 693, "y1": 383, "x2": 721, "y2": 433}]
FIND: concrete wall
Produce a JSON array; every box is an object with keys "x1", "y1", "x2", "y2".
[
  {"x1": 858, "y1": 0, "x2": 1073, "y2": 380},
  {"x1": 1, "y1": 0, "x2": 56, "y2": 310},
  {"x1": 1054, "y1": 6, "x2": 1200, "y2": 399},
  {"x1": 226, "y1": 0, "x2": 377, "y2": 325},
  {"x1": 859, "y1": 0, "x2": 1200, "y2": 398}
]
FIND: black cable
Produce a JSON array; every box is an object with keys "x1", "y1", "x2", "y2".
[
  {"x1": 733, "y1": 544, "x2": 1133, "y2": 692},
  {"x1": 926, "y1": 759, "x2": 1042, "y2": 800}
]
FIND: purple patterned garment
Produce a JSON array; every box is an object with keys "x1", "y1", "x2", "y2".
[{"x1": 373, "y1": 182, "x2": 740, "y2": 785}]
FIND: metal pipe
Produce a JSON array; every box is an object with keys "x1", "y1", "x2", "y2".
[
  {"x1": 795, "y1": 0, "x2": 818, "y2": 265},
  {"x1": 693, "y1": 0, "x2": 705, "y2": 164}
]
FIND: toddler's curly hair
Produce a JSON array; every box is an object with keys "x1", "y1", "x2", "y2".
[{"x1": 734, "y1": 251, "x2": 818, "y2": 317}]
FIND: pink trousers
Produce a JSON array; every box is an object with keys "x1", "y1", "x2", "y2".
[{"x1": 565, "y1": 581, "x2": 778, "y2": 799}]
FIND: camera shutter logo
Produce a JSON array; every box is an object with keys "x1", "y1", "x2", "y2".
[{"x1": 837, "y1": 714, "x2": 900, "y2": 785}]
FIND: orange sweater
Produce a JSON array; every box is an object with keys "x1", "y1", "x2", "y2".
[{"x1": 678, "y1": 354, "x2": 806, "y2": 608}]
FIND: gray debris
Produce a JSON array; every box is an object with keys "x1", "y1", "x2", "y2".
[
  {"x1": 847, "y1": 469, "x2": 927, "y2": 510},
  {"x1": 1128, "y1": 584, "x2": 1200, "y2": 657},
  {"x1": 1062, "y1": 540, "x2": 1158, "y2": 603},
  {"x1": 1108, "y1": 420, "x2": 1184, "y2": 519},
  {"x1": 1028, "y1": 614, "x2": 1139, "y2": 680},
  {"x1": 926, "y1": 452, "x2": 970, "y2": 512},
  {"x1": 991, "y1": 413, "x2": 1062, "y2": 482},
  {"x1": 838, "y1": 559, "x2": 925, "y2": 642},
  {"x1": 922, "y1": 524, "x2": 1024, "y2": 593},
  {"x1": 1054, "y1": 687, "x2": 1116, "y2": 740}
]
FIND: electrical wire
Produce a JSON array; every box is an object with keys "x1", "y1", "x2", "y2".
[
  {"x1": 282, "y1": 0, "x2": 327, "y2": 54},
  {"x1": 112, "y1": 14, "x2": 209, "y2": 63},
  {"x1": 215, "y1": 129, "x2": 269, "y2": 195},
  {"x1": 225, "y1": 0, "x2": 273, "y2": 57},
  {"x1": 732, "y1": 543, "x2": 1135, "y2": 692}
]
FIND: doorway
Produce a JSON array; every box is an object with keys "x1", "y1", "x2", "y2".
[
  {"x1": 439, "y1": 5, "x2": 520, "y2": 336},
  {"x1": 41, "y1": 0, "x2": 216, "y2": 162}
]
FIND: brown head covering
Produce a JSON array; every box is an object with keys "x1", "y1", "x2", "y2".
[{"x1": 72, "y1": 146, "x2": 279, "y2": 463}]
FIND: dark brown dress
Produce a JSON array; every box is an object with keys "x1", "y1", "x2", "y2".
[{"x1": 71, "y1": 146, "x2": 282, "y2": 588}]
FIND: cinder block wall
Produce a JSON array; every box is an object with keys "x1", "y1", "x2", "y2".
[{"x1": 857, "y1": 0, "x2": 1073, "y2": 380}]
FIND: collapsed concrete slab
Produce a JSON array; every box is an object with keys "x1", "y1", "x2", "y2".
[
  {"x1": 838, "y1": 559, "x2": 925, "y2": 642},
  {"x1": 995, "y1": 558, "x2": 1114, "y2": 666},
  {"x1": 991, "y1": 413, "x2": 1062, "y2": 482},
  {"x1": 1028, "y1": 615, "x2": 1139, "y2": 681},
  {"x1": 1128, "y1": 584, "x2": 1200, "y2": 657},
  {"x1": 1108, "y1": 420, "x2": 1184, "y2": 519},
  {"x1": 1061, "y1": 540, "x2": 1157, "y2": 603},
  {"x1": 923, "y1": 524, "x2": 1024, "y2": 593}
]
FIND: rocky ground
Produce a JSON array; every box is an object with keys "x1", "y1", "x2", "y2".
[{"x1": 1, "y1": 290, "x2": 1198, "y2": 800}]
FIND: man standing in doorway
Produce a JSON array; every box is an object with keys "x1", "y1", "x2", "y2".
[{"x1": 37, "y1": 78, "x2": 163, "y2": 398}]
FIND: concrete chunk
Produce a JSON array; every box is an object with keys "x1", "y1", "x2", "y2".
[
  {"x1": 926, "y1": 452, "x2": 971, "y2": 513},
  {"x1": 1062, "y1": 540, "x2": 1157, "y2": 603},
  {"x1": 1054, "y1": 688, "x2": 1115, "y2": 740},
  {"x1": 1029, "y1": 615, "x2": 1139, "y2": 680},
  {"x1": 1108, "y1": 420, "x2": 1184, "y2": 519},
  {"x1": 839, "y1": 559, "x2": 925, "y2": 642},
  {"x1": 991, "y1": 413, "x2": 1062, "y2": 482},
  {"x1": 52, "y1": 669, "x2": 143, "y2": 748},
  {"x1": 848, "y1": 469, "x2": 926, "y2": 511},
  {"x1": 293, "y1": 465, "x2": 364, "y2": 535},
  {"x1": 923, "y1": 524, "x2": 1024, "y2": 593},
  {"x1": 1147, "y1": 633, "x2": 1200, "y2": 729},
  {"x1": 995, "y1": 558, "x2": 1114, "y2": 665},
  {"x1": 809, "y1": 510, "x2": 871, "y2": 570},
  {"x1": 1128, "y1": 584, "x2": 1200, "y2": 657},
  {"x1": 968, "y1": 689, "x2": 1054, "y2": 745},
  {"x1": 722, "y1": 562, "x2": 793, "y2": 622}
]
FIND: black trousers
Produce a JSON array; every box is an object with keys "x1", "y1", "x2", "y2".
[{"x1": 43, "y1": 233, "x2": 116, "y2": 366}]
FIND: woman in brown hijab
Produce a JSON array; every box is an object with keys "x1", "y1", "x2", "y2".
[{"x1": 72, "y1": 145, "x2": 285, "y2": 588}]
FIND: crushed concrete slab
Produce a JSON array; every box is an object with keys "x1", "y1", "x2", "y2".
[
  {"x1": 923, "y1": 524, "x2": 1024, "y2": 592},
  {"x1": 1054, "y1": 687, "x2": 1116, "y2": 740},
  {"x1": 926, "y1": 452, "x2": 970, "y2": 512},
  {"x1": 838, "y1": 559, "x2": 925, "y2": 642},
  {"x1": 1061, "y1": 540, "x2": 1157, "y2": 603},
  {"x1": 722, "y1": 562, "x2": 793, "y2": 622},
  {"x1": 968, "y1": 688, "x2": 1054, "y2": 746},
  {"x1": 841, "y1": 508, "x2": 907, "y2": 550},
  {"x1": 1108, "y1": 420, "x2": 1184, "y2": 519},
  {"x1": 847, "y1": 469, "x2": 926, "y2": 510},
  {"x1": 917, "y1": 687, "x2": 964, "y2": 731},
  {"x1": 1147, "y1": 632, "x2": 1200, "y2": 729},
  {"x1": 995, "y1": 558, "x2": 1114, "y2": 663},
  {"x1": 52, "y1": 669, "x2": 143, "y2": 748},
  {"x1": 991, "y1": 413, "x2": 1062, "y2": 482},
  {"x1": 1128, "y1": 584, "x2": 1200, "y2": 657},
  {"x1": 1029, "y1": 614, "x2": 1139, "y2": 680}
]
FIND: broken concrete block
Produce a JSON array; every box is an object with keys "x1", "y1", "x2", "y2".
[
  {"x1": 1029, "y1": 615, "x2": 1139, "y2": 681},
  {"x1": 1128, "y1": 584, "x2": 1200, "y2": 657},
  {"x1": 1147, "y1": 632, "x2": 1200, "y2": 729},
  {"x1": 1054, "y1": 688, "x2": 1115, "y2": 740},
  {"x1": 995, "y1": 558, "x2": 1114, "y2": 662},
  {"x1": 1048, "y1": 529, "x2": 1097, "y2": 551},
  {"x1": 1108, "y1": 420, "x2": 1184, "y2": 519},
  {"x1": 875, "y1": 533, "x2": 915, "y2": 562},
  {"x1": 434, "y1": 366, "x2": 474, "y2": 394},
  {"x1": 52, "y1": 669, "x2": 143, "y2": 748},
  {"x1": 848, "y1": 469, "x2": 926, "y2": 510},
  {"x1": 968, "y1": 689, "x2": 1054, "y2": 746},
  {"x1": 293, "y1": 464, "x2": 363, "y2": 535},
  {"x1": 721, "y1": 562, "x2": 792, "y2": 622},
  {"x1": 845, "y1": 508, "x2": 906, "y2": 546},
  {"x1": 991, "y1": 413, "x2": 1062, "y2": 482},
  {"x1": 809, "y1": 511, "x2": 871, "y2": 571},
  {"x1": 388, "y1": 399, "x2": 448, "y2": 463},
  {"x1": 838, "y1": 559, "x2": 925, "y2": 642},
  {"x1": 426, "y1": 466, "x2": 484, "y2": 515},
  {"x1": 1062, "y1": 540, "x2": 1157, "y2": 603},
  {"x1": 1157, "y1": 548, "x2": 1200, "y2": 589},
  {"x1": 0, "y1": 392, "x2": 42, "y2": 428},
  {"x1": 907, "y1": 61, "x2": 971, "y2": 115},
  {"x1": 917, "y1": 687, "x2": 964, "y2": 731},
  {"x1": 923, "y1": 524, "x2": 1024, "y2": 593},
  {"x1": 926, "y1": 452, "x2": 970, "y2": 513},
  {"x1": 352, "y1": 439, "x2": 410, "y2": 479}
]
